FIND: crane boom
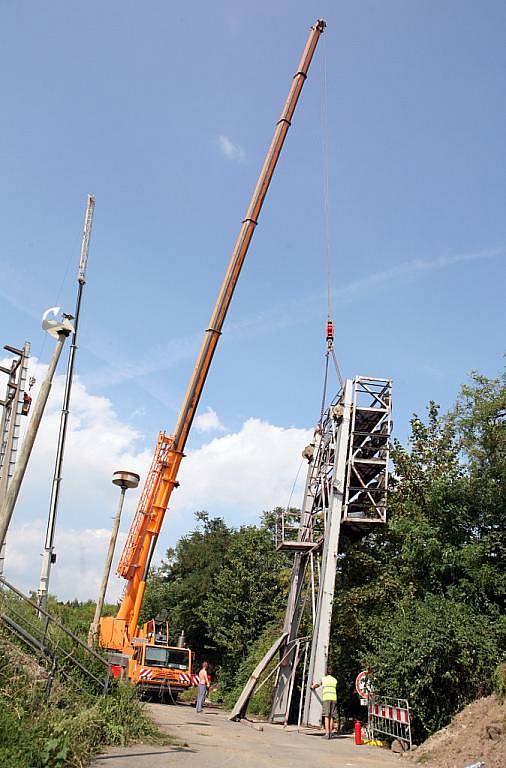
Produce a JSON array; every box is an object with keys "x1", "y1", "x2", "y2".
[{"x1": 103, "y1": 19, "x2": 326, "y2": 648}]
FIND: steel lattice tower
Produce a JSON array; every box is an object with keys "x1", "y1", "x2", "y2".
[{"x1": 230, "y1": 376, "x2": 392, "y2": 726}]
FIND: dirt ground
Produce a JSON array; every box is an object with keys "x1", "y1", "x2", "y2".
[
  {"x1": 92, "y1": 701, "x2": 400, "y2": 768},
  {"x1": 405, "y1": 694, "x2": 506, "y2": 768}
]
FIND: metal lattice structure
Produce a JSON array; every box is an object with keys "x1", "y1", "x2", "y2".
[
  {"x1": 343, "y1": 377, "x2": 391, "y2": 533},
  {"x1": 116, "y1": 432, "x2": 172, "y2": 581},
  {"x1": 0, "y1": 576, "x2": 110, "y2": 697},
  {"x1": 368, "y1": 696, "x2": 412, "y2": 750},
  {"x1": 276, "y1": 377, "x2": 391, "y2": 552},
  {"x1": 230, "y1": 375, "x2": 392, "y2": 726},
  {"x1": 0, "y1": 343, "x2": 31, "y2": 497},
  {"x1": 0, "y1": 342, "x2": 31, "y2": 576}
]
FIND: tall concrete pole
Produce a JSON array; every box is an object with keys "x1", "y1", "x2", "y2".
[
  {"x1": 37, "y1": 194, "x2": 95, "y2": 610},
  {"x1": 0, "y1": 318, "x2": 73, "y2": 551},
  {"x1": 88, "y1": 471, "x2": 140, "y2": 647}
]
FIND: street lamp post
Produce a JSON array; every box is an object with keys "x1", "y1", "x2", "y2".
[
  {"x1": 88, "y1": 470, "x2": 140, "y2": 647},
  {"x1": 0, "y1": 310, "x2": 73, "y2": 552}
]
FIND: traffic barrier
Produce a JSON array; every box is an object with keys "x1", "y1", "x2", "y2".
[{"x1": 367, "y1": 696, "x2": 412, "y2": 750}]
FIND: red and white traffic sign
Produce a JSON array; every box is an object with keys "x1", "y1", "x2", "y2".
[{"x1": 355, "y1": 670, "x2": 372, "y2": 699}]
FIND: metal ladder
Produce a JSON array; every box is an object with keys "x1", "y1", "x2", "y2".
[{"x1": 0, "y1": 342, "x2": 31, "y2": 576}]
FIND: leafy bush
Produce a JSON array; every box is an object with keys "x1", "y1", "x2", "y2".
[{"x1": 363, "y1": 596, "x2": 505, "y2": 740}]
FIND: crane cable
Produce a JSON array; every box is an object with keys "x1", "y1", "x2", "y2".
[
  {"x1": 321, "y1": 32, "x2": 332, "y2": 323},
  {"x1": 319, "y1": 35, "x2": 343, "y2": 424}
]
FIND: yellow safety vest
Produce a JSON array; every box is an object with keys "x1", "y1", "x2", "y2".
[{"x1": 322, "y1": 674, "x2": 337, "y2": 702}]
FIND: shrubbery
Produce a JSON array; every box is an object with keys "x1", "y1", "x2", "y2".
[
  {"x1": 364, "y1": 597, "x2": 505, "y2": 738},
  {"x1": 0, "y1": 639, "x2": 167, "y2": 768}
]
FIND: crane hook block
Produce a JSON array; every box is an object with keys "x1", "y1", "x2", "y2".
[{"x1": 326, "y1": 319, "x2": 334, "y2": 342}]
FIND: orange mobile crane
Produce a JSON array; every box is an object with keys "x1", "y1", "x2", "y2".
[{"x1": 99, "y1": 19, "x2": 326, "y2": 696}]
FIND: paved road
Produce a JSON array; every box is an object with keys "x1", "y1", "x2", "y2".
[{"x1": 92, "y1": 702, "x2": 400, "y2": 768}]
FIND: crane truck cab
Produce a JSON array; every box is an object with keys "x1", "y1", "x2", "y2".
[{"x1": 101, "y1": 617, "x2": 197, "y2": 697}]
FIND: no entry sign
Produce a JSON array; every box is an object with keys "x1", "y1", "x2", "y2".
[{"x1": 355, "y1": 670, "x2": 372, "y2": 700}]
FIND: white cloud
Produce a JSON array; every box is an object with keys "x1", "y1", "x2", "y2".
[
  {"x1": 333, "y1": 246, "x2": 506, "y2": 302},
  {"x1": 1, "y1": 356, "x2": 152, "y2": 601},
  {"x1": 174, "y1": 417, "x2": 311, "y2": 519},
  {"x1": 194, "y1": 406, "x2": 226, "y2": 433},
  {"x1": 5, "y1": 520, "x2": 128, "y2": 603},
  {"x1": 218, "y1": 134, "x2": 246, "y2": 162},
  {"x1": 9, "y1": 358, "x2": 153, "y2": 507},
  {"x1": 2, "y1": 356, "x2": 312, "y2": 601}
]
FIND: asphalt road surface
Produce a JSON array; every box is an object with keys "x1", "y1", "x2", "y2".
[{"x1": 92, "y1": 702, "x2": 401, "y2": 768}]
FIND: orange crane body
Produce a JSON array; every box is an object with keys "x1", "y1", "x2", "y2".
[{"x1": 99, "y1": 19, "x2": 326, "y2": 690}]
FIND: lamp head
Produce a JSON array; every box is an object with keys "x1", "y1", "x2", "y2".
[
  {"x1": 112, "y1": 470, "x2": 140, "y2": 490},
  {"x1": 41, "y1": 307, "x2": 75, "y2": 338}
]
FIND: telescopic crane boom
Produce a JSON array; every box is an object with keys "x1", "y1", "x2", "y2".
[{"x1": 100, "y1": 19, "x2": 326, "y2": 655}]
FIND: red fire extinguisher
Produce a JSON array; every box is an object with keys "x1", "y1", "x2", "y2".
[{"x1": 354, "y1": 719, "x2": 362, "y2": 745}]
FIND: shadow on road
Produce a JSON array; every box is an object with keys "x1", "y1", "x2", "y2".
[{"x1": 186, "y1": 722, "x2": 213, "y2": 726}]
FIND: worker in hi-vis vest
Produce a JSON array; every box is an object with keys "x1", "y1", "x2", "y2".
[{"x1": 311, "y1": 669, "x2": 338, "y2": 739}]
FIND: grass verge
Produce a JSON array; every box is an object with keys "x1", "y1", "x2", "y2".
[{"x1": 0, "y1": 637, "x2": 176, "y2": 767}]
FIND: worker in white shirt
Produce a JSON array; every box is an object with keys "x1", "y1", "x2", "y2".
[{"x1": 196, "y1": 661, "x2": 210, "y2": 713}]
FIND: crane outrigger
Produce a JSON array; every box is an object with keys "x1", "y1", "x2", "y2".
[{"x1": 99, "y1": 19, "x2": 326, "y2": 696}]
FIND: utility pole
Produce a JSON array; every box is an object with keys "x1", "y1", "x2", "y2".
[
  {"x1": 88, "y1": 470, "x2": 140, "y2": 647},
  {"x1": 37, "y1": 195, "x2": 95, "y2": 611},
  {"x1": 0, "y1": 342, "x2": 31, "y2": 575},
  {"x1": 0, "y1": 311, "x2": 74, "y2": 552}
]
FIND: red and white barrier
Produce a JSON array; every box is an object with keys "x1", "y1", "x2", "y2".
[
  {"x1": 368, "y1": 697, "x2": 412, "y2": 750},
  {"x1": 372, "y1": 703, "x2": 409, "y2": 724}
]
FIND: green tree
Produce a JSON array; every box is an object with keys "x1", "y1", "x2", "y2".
[
  {"x1": 202, "y1": 522, "x2": 288, "y2": 670},
  {"x1": 142, "y1": 509, "x2": 290, "y2": 687},
  {"x1": 453, "y1": 369, "x2": 506, "y2": 605},
  {"x1": 141, "y1": 511, "x2": 233, "y2": 660}
]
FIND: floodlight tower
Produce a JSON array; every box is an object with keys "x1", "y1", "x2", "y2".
[{"x1": 37, "y1": 194, "x2": 95, "y2": 610}]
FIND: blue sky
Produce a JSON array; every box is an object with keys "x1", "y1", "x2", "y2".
[{"x1": 0, "y1": 2, "x2": 504, "y2": 599}]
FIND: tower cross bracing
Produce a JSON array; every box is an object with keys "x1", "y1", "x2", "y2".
[{"x1": 230, "y1": 375, "x2": 392, "y2": 726}]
